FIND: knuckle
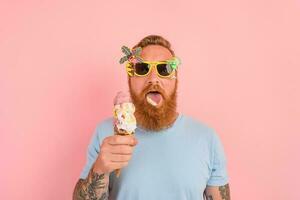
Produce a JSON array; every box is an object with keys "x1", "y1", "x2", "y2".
[
  {"x1": 102, "y1": 137, "x2": 109, "y2": 146},
  {"x1": 101, "y1": 146, "x2": 108, "y2": 153},
  {"x1": 125, "y1": 147, "x2": 133, "y2": 154},
  {"x1": 103, "y1": 137, "x2": 109, "y2": 143}
]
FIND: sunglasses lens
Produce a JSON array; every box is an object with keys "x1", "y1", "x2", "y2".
[
  {"x1": 157, "y1": 64, "x2": 173, "y2": 77},
  {"x1": 134, "y1": 63, "x2": 150, "y2": 75}
]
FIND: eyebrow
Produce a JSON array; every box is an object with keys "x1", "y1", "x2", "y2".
[
  {"x1": 142, "y1": 60, "x2": 167, "y2": 63},
  {"x1": 142, "y1": 58, "x2": 174, "y2": 62}
]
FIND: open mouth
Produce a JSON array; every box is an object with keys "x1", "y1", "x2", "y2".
[{"x1": 146, "y1": 90, "x2": 162, "y2": 107}]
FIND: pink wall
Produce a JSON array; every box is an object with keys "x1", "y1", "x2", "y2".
[{"x1": 1, "y1": 0, "x2": 299, "y2": 199}]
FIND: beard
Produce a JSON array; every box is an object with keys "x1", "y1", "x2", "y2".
[{"x1": 128, "y1": 79, "x2": 178, "y2": 132}]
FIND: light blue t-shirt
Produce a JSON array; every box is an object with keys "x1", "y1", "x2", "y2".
[{"x1": 80, "y1": 113, "x2": 229, "y2": 200}]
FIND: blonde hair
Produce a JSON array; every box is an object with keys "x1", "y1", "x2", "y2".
[{"x1": 132, "y1": 35, "x2": 175, "y2": 56}]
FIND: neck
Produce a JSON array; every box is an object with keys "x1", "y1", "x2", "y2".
[{"x1": 135, "y1": 110, "x2": 179, "y2": 132}]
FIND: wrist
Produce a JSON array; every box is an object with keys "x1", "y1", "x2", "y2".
[{"x1": 92, "y1": 163, "x2": 109, "y2": 175}]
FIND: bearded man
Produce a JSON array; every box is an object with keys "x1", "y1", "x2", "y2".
[{"x1": 73, "y1": 35, "x2": 231, "y2": 200}]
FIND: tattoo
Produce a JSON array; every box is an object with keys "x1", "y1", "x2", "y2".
[
  {"x1": 73, "y1": 167, "x2": 109, "y2": 200},
  {"x1": 99, "y1": 192, "x2": 108, "y2": 200},
  {"x1": 203, "y1": 190, "x2": 213, "y2": 200},
  {"x1": 207, "y1": 195, "x2": 213, "y2": 200},
  {"x1": 86, "y1": 172, "x2": 106, "y2": 199},
  {"x1": 219, "y1": 184, "x2": 230, "y2": 200}
]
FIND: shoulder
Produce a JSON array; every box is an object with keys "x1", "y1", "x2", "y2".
[
  {"x1": 95, "y1": 117, "x2": 114, "y2": 133},
  {"x1": 90, "y1": 117, "x2": 114, "y2": 145}
]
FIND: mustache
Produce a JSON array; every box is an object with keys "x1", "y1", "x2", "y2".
[{"x1": 141, "y1": 84, "x2": 166, "y2": 99}]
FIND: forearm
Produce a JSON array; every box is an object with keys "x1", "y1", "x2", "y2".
[
  {"x1": 204, "y1": 184, "x2": 231, "y2": 200},
  {"x1": 73, "y1": 165, "x2": 110, "y2": 200}
]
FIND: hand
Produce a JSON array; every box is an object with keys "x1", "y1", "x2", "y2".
[{"x1": 93, "y1": 135, "x2": 138, "y2": 174}]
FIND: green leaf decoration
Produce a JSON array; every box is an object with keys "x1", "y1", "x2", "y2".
[
  {"x1": 121, "y1": 46, "x2": 132, "y2": 56},
  {"x1": 120, "y1": 45, "x2": 144, "y2": 64},
  {"x1": 119, "y1": 56, "x2": 128, "y2": 64},
  {"x1": 167, "y1": 57, "x2": 181, "y2": 70},
  {"x1": 132, "y1": 47, "x2": 142, "y2": 57}
]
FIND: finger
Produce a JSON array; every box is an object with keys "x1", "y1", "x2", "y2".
[
  {"x1": 109, "y1": 145, "x2": 133, "y2": 155},
  {"x1": 108, "y1": 135, "x2": 137, "y2": 146},
  {"x1": 130, "y1": 137, "x2": 138, "y2": 146},
  {"x1": 110, "y1": 161, "x2": 129, "y2": 169},
  {"x1": 109, "y1": 154, "x2": 131, "y2": 162}
]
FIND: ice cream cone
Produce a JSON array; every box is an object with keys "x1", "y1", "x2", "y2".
[{"x1": 113, "y1": 91, "x2": 137, "y2": 178}]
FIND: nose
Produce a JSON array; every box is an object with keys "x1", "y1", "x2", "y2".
[{"x1": 147, "y1": 64, "x2": 160, "y2": 85}]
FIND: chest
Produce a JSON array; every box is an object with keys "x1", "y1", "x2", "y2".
[{"x1": 109, "y1": 133, "x2": 211, "y2": 199}]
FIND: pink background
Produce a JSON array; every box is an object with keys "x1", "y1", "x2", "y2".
[{"x1": 1, "y1": 0, "x2": 299, "y2": 199}]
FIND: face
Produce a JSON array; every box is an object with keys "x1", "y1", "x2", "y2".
[
  {"x1": 128, "y1": 45, "x2": 178, "y2": 131},
  {"x1": 129, "y1": 45, "x2": 177, "y2": 106}
]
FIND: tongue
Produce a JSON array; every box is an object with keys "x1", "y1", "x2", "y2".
[{"x1": 146, "y1": 93, "x2": 162, "y2": 106}]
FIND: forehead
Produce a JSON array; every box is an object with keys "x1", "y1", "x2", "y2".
[{"x1": 140, "y1": 45, "x2": 173, "y2": 61}]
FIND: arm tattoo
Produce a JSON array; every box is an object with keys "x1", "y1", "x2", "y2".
[
  {"x1": 203, "y1": 190, "x2": 213, "y2": 200},
  {"x1": 219, "y1": 184, "x2": 230, "y2": 200},
  {"x1": 204, "y1": 184, "x2": 231, "y2": 200},
  {"x1": 73, "y1": 167, "x2": 109, "y2": 200},
  {"x1": 207, "y1": 195, "x2": 213, "y2": 200}
]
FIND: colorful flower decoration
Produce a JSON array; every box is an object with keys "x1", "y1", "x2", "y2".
[
  {"x1": 166, "y1": 57, "x2": 181, "y2": 70},
  {"x1": 125, "y1": 62, "x2": 134, "y2": 76},
  {"x1": 119, "y1": 46, "x2": 143, "y2": 64}
]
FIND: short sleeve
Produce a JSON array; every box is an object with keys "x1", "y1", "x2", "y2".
[
  {"x1": 79, "y1": 126, "x2": 100, "y2": 179},
  {"x1": 207, "y1": 129, "x2": 229, "y2": 186}
]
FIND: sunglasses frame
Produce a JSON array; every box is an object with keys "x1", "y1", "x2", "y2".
[{"x1": 125, "y1": 57, "x2": 180, "y2": 78}]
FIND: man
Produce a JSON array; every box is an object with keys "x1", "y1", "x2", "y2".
[{"x1": 73, "y1": 35, "x2": 231, "y2": 200}]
